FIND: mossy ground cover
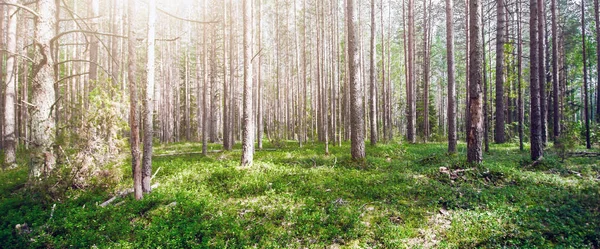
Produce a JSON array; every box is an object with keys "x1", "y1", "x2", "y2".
[{"x1": 1, "y1": 141, "x2": 599, "y2": 248}]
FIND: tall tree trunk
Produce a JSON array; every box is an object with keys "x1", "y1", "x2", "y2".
[
  {"x1": 539, "y1": 0, "x2": 547, "y2": 146},
  {"x1": 407, "y1": 0, "x2": 416, "y2": 143},
  {"x1": 347, "y1": 0, "x2": 365, "y2": 159},
  {"x1": 494, "y1": 0, "x2": 506, "y2": 143},
  {"x1": 517, "y1": 0, "x2": 524, "y2": 151},
  {"x1": 530, "y1": 0, "x2": 543, "y2": 160},
  {"x1": 202, "y1": 2, "x2": 209, "y2": 155},
  {"x1": 552, "y1": 0, "x2": 560, "y2": 139},
  {"x1": 423, "y1": 0, "x2": 431, "y2": 142},
  {"x1": 446, "y1": 0, "x2": 457, "y2": 154},
  {"x1": 141, "y1": 0, "x2": 156, "y2": 193},
  {"x1": 256, "y1": 0, "x2": 263, "y2": 149},
  {"x1": 3, "y1": 0, "x2": 18, "y2": 168},
  {"x1": 581, "y1": 0, "x2": 591, "y2": 149},
  {"x1": 594, "y1": 0, "x2": 600, "y2": 123},
  {"x1": 369, "y1": 0, "x2": 378, "y2": 145},
  {"x1": 467, "y1": 0, "x2": 483, "y2": 164},
  {"x1": 30, "y1": 0, "x2": 57, "y2": 178},
  {"x1": 87, "y1": 0, "x2": 99, "y2": 110},
  {"x1": 241, "y1": 0, "x2": 254, "y2": 166},
  {"x1": 482, "y1": 3, "x2": 489, "y2": 152},
  {"x1": 127, "y1": 0, "x2": 143, "y2": 200}
]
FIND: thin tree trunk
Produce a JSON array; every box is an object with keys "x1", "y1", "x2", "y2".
[
  {"x1": 539, "y1": 0, "x2": 547, "y2": 146},
  {"x1": 552, "y1": 0, "x2": 560, "y2": 139},
  {"x1": 127, "y1": 0, "x2": 142, "y2": 200},
  {"x1": 482, "y1": 3, "x2": 489, "y2": 152},
  {"x1": 467, "y1": 0, "x2": 483, "y2": 164},
  {"x1": 369, "y1": 0, "x2": 378, "y2": 146},
  {"x1": 257, "y1": 0, "x2": 263, "y2": 149},
  {"x1": 446, "y1": 0, "x2": 457, "y2": 154},
  {"x1": 407, "y1": 0, "x2": 416, "y2": 143},
  {"x1": 494, "y1": 0, "x2": 506, "y2": 143},
  {"x1": 347, "y1": 0, "x2": 365, "y2": 159},
  {"x1": 594, "y1": 0, "x2": 600, "y2": 123},
  {"x1": 530, "y1": 0, "x2": 543, "y2": 160},
  {"x1": 581, "y1": 0, "x2": 591, "y2": 149},
  {"x1": 3, "y1": 0, "x2": 18, "y2": 168},
  {"x1": 517, "y1": 0, "x2": 524, "y2": 151},
  {"x1": 241, "y1": 0, "x2": 254, "y2": 166}
]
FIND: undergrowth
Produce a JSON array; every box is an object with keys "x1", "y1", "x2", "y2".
[{"x1": 0, "y1": 141, "x2": 598, "y2": 248}]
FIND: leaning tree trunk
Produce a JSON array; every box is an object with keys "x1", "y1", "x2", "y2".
[
  {"x1": 3, "y1": 0, "x2": 18, "y2": 168},
  {"x1": 494, "y1": 0, "x2": 506, "y2": 144},
  {"x1": 530, "y1": 0, "x2": 543, "y2": 160},
  {"x1": 446, "y1": 0, "x2": 457, "y2": 154},
  {"x1": 30, "y1": 0, "x2": 57, "y2": 178},
  {"x1": 467, "y1": 0, "x2": 483, "y2": 164},
  {"x1": 142, "y1": 0, "x2": 156, "y2": 193},
  {"x1": 241, "y1": 0, "x2": 254, "y2": 166},
  {"x1": 127, "y1": 0, "x2": 143, "y2": 200},
  {"x1": 369, "y1": 0, "x2": 377, "y2": 146},
  {"x1": 347, "y1": 0, "x2": 365, "y2": 159}
]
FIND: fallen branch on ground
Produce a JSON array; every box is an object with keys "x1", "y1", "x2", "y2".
[{"x1": 99, "y1": 183, "x2": 159, "y2": 207}]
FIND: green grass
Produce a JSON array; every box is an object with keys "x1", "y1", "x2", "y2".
[{"x1": 1, "y1": 141, "x2": 599, "y2": 248}]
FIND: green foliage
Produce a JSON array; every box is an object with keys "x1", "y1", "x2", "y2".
[{"x1": 1, "y1": 142, "x2": 599, "y2": 248}]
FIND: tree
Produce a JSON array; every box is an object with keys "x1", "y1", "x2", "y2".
[
  {"x1": 30, "y1": 0, "x2": 57, "y2": 177},
  {"x1": 446, "y1": 0, "x2": 457, "y2": 154},
  {"x1": 467, "y1": 0, "x2": 483, "y2": 164},
  {"x1": 407, "y1": 0, "x2": 416, "y2": 143},
  {"x1": 347, "y1": 0, "x2": 365, "y2": 159},
  {"x1": 127, "y1": 0, "x2": 143, "y2": 200},
  {"x1": 594, "y1": 0, "x2": 600, "y2": 123},
  {"x1": 538, "y1": 0, "x2": 547, "y2": 146},
  {"x1": 518, "y1": 0, "x2": 524, "y2": 151},
  {"x1": 581, "y1": 0, "x2": 591, "y2": 149},
  {"x1": 142, "y1": 0, "x2": 156, "y2": 193},
  {"x1": 552, "y1": 0, "x2": 560, "y2": 139},
  {"x1": 494, "y1": 0, "x2": 506, "y2": 144},
  {"x1": 530, "y1": 0, "x2": 543, "y2": 160},
  {"x1": 3, "y1": 0, "x2": 18, "y2": 168},
  {"x1": 369, "y1": 0, "x2": 378, "y2": 145},
  {"x1": 241, "y1": 0, "x2": 255, "y2": 166}
]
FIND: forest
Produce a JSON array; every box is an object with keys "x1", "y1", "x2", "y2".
[{"x1": 0, "y1": 0, "x2": 599, "y2": 247}]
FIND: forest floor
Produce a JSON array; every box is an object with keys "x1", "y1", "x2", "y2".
[{"x1": 1, "y1": 141, "x2": 599, "y2": 248}]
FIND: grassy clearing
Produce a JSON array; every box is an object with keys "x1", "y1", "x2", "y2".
[{"x1": 1, "y1": 141, "x2": 599, "y2": 248}]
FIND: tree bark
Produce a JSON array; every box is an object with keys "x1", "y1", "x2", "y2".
[
  {"x1": 30, "y1": 0, "x2": 57, "y2": 178},
  {"x1": 467, "y1": 0, "x2": 483, "y2": 164},
  {"x1": 347, "y1": 0, "x2": 365, "y2": 159},
  {"x1": 494, "y1": 0, "x2": 506, "y2": 144},
  {"x1": 446, "y1": 0, "x2": 457, "y2": 154},
  {"x1": 407, "y1": 0, "x2": 416, "y2": 143},
  {"x1": 127, "y1": 0, "x2": 142, "y2": 200},
  {"x1": 539, "y1": 0, "x2": 547, "y2": 146},
  {"x1": 141, "y1": 0, "x2": 156, "y2": 193},
  {"x1": 369, "y1": 0, "x2": 377, "y2": 146},
  {"x1": 241, "y1": 0, "x2": 254, "y2": 166},
  {"x1": 552, "y1": 0, "x2": 560, "y2": 139},
  {"x1": 594, "y1": 0, "x2": 600, "y2": 123},
  {"x1": 517, "y1": 0, "x2": 524, "y2": 151},
  {"x1": 369, "y1": 0, "x2": 378, "y2": 146},
  {"x1": 581, "y1": 0, "x2": 591, "y2": 149},
  {"x1": 529, "y1": 0, "x2": 543, "y2": 160},
  {"x1": 3, "y1": 0, "x2": 18, "y2": 168}
]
